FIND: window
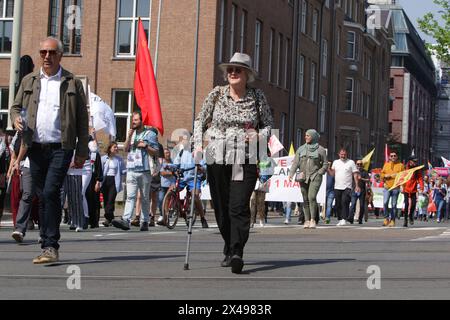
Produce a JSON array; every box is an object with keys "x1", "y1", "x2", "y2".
[
  {"x1": 268, "y1": 28, "x2": 275, "y2": 83},
  {"x1": 0, "y1": 87, "x2": 9, "y2": 129},
  {"x1": 389, "y1": 99, "x2": 394, "y2": 111},
  {"x1": 390, "y1": 77, "x2": 395, "y2": 89},
  {"x1": 367, "y1": 56, "x2": 372, "y2": 79},
  {"x1": 284, "y1": 38, "x2": 291, "y2": 89},
  {"x1": 218, "y1": 0, "x2": 226, "y2": 62},
  {"x1": 310, "y1": 62, "x2": 316, "y2": 102},
  {"x1": 113, "y1": 90, "x2": 138, "y2": 142},
  {"x1": 301, "y1": 0, "x2": 307, "y2": 34},
  {"x1": 337, "y1": 26, "x2": 341, "y2": 56},
  {"x1": 325, "y1": 0, "x2": 330, "y2": 8},
  {"x1": 320, "y1": 95, "x2": 326, "y2": 133},
  {"x1": 322, "y1": 39, "x2": 328, "y2": 77},
  {"x1": 239, "y1": 9, "x2": 247, "y2": 52},
  {"x1": 277, "y1": 33, "x2": 282, "y2": 86},
  {"x1": 280, "y1": 112, "x2": 287, "y2": 146},
  {"x1": 347, "y1": 31, "x2": 355, "y2": 60},
  {"x1": 254, "y1": 19, "x2": 262, "y2": 73},
  {"x1": 296, "y1": 128, "x2": 303, "y2": 149},
  {"x1": 388, "y1": 122, "x2": 392, "y2": 134},
  {"x1": 355, "y1": 0, "x2": 359, "y2": 23},
  {"x1": 345, "y1": 78, "x2": 354, "y2": 111},
  {"x1": 229, "y1": 4, "x2": 237, "y2": 59},
  {"x1": 298, "y1": 55, "x2": 305, "y2": 97},
  {"x1": 366, "y1": 94, "x2": 370, "y2": 119},
  {"x1": 0, "y1": 0, "x2": 14, "y2": 54},
  {"x1": 115, "y1": 0, "x2": 150, "y2": 57},
  {"x1": 312, "y1": 9, "x2": 318, "y2": 42}
]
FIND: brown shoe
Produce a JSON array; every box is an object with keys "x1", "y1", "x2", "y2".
[
  {"x1": 382, "y1": 218, "x2": 389, "y2": 226},
  {"x1": 32, "y1": 247, "x2": 59, "y2": 264},
  {"x1": 388, "y1": 220, "x2": 395, "y2": 227},
  {"x1": 130, "y1": 216, "x2": 140, "y2": 227}
]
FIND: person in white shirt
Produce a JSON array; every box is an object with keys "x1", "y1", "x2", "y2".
[{"x1": 328, "y1": 148, "x2": 360, "y2": 226}]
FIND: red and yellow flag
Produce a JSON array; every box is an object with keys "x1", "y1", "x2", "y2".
[{"x1": 389, "y1": 165, "x2": 424, "y2": 191}]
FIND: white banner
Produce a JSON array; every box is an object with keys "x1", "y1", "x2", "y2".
[{"x1": 371, "y1": 187, "x2": 404, "y2": 209}]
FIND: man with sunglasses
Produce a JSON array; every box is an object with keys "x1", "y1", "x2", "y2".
[
  {"x1": 349, "y1": 159, "x2": 370, "y2": 224},
  {"x1": 380, "y1": 151, "x2": 405, "y2": 227},
  {"x1": 10, "y1": 37, "x2": 89, "y2": 264}
]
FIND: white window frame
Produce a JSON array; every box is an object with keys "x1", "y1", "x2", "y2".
[
  {"x1": 276, "y1": 33, "x2": 282, "y2": 86},
  {"x1": 347, "y1": 31, "x2": 355, "y2": 60},
  {"x1": 322, "y1": 39, "x2": 328, "y2": 77},
  {"x1": 229, "y1": 4, "x2": 236, "y2": 59},
  {"x1": 239, "y1": 9, "x2": 247, "y2": 52},
  {"x1": 218, "y1": 0, "x2": 226, "y2": 62},
  {"x1": 312, "y1": 9, "x2": 318, "y2": 42},
  {"x1": 310, "y1": 62, "x2": 316, "y2": 102},
  {"x1": 254, "y1": 19, "x2": 262, "y2": 73},
  {"x1": 112, "y1": 89, "x2": 134, "y2": 143},
  {"x1": 345, "y1": 77, "x2": 354, "y2": 111},
  {"x1": 0, "y1": 87, "x2": 9, "y2": 125},
  {"x1": 0, "y1": 0, "x2": 13, "y2": 57},
  {"x1": 301, "y1": 0, "x2": 307, "y2": 34},
  {"x1": 320, "y1": 95, "x2": 326, "y2": 133},
  {"x1": 298, "y1": 55, "x2": 305, "y2": 97},
  {"x1": 115, "y1": 0, "x2": 151, "y2": 57}
]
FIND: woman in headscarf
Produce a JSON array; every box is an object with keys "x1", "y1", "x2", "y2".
[{"x1": 289, "y1": 129, "x2": 328, "y2": 229}]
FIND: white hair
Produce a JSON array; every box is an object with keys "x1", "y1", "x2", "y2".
[{"x1": 40, "y1": 37, "x2": 64, "y2": 53}]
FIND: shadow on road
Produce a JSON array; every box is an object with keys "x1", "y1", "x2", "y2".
[
  {"x1": 44, "y1": 254, "x2": 185, "y2": 267},
  {"x1": 243, "y1": 258, "x2": 356, "y2": 274}
]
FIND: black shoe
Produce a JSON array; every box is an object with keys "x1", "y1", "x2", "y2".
[
  {"x1": 102, "y1": 219, "x2": 112, "y2": 227},
  {"x1": 112, "y1": 219, "x2": 130, "y2": 231},
  {"x1": 90, "y1": 224, "x2": 99, "y2": 229},
  {"x1": 221, "y1": 255, "x2": 231, "y2": 267},
  {"x1": 149, "y1": 219, "x2": 155, "y2": 227},
  {"x1": 27, "y1": 220, "x2": 35, "y2": 230},
  {"x1": 347, "y1": 218, "x2": 354, "y2": 224},
  {"x1": 63, "y1": 209, "x2": 69, "y2": 224},
  {"x1": 69, "y1": 225, "x2": 76, "y2": 231},
  {"x1": 230, "y1": 255, "x2": 244, "y2": 274},
  {"x1": 130, "y1": 217, "x2": 140, "y2": 227},
  {"x1": 201, "y1": 218, "x2": 209, "y2": 228},
  {"x1": 140, "y1": 222, "x2": 149, "y2": 231}
]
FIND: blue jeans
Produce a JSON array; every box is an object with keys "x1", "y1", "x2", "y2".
[
  {"x1": 29, "y1": 145, "x2": 73, "y2": 250},
  {"x1": 158, "y1": 187, "x2": 170, "y2": 217},
  {"x1": 383, "y1": 188, "x2": 400, "y2": 220},
  {"x1": 326, "y1": 190, "x2": 335, "y2": 219},
  {"x1": 350, "y1": 191, "x2": 366, "y2": 223},
  {"x1": 123, "y1": 171, "x2": 151, "y2": 223},
  {"x1": 436, "y1": 199, "x2": 446, "y2": 221}
]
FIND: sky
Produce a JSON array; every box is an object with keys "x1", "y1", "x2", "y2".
[{"x1": 398, "y1": 0, "x2": 445, "y2": 44}]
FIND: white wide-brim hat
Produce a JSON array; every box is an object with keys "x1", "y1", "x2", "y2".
[{"x1": 219, "y1": 52, "x2": 257, "y2": 83}]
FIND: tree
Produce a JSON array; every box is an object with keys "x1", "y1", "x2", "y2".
[{"x1": 418, "y1": 0, "x2": 450, "y2": 64}]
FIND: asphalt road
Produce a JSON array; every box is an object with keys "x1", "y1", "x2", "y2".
[{"x1": 1, "y1": 211, "x2": 450, "y2": 301}]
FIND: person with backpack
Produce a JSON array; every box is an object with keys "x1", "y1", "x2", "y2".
[{"x1": 193, "y1": 53, "x2": 273, "y2": 274}]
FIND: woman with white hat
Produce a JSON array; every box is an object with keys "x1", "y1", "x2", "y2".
[{"x1": 194, "y1": 53, "x2": 273, "y2": 274}]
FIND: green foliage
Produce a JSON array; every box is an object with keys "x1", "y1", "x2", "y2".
[{"x1": 418, "y1": 0, "x2": 450, "y2": 64}]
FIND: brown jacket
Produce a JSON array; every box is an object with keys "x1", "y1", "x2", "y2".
[{"x1": 10, "y1": 68, "x2": 89, "y2": 159}]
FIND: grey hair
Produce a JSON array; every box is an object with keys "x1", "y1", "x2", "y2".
[{"x1": 40, "y1": 37, "x2": 64, "y2": 53}]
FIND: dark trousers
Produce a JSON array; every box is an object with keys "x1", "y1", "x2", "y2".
[
  {"x1": 15, "y1": 167, "x2": 36, "y2": 234},
  {"x1": 101, "y1": 176, "x2": 117, "y2": 221},
  {"x1": 334, "y1": 188, "x2": 352, "y2": 221},
  {"x1": 404, "y1": 193, "x2": 417, "y2": 220},
  {"x1": 29, "y1": 145, "x2": 72, "y2": 250},
  {"x1": 207, "y1": 164, "x2": 257, "y2": 258},
  {"x1": 87, "y1": 177, "x2": 101, "y2": 227},
  {"x1": 10, "y1": 172, "x2": 21, "y2": 226},
  {"x1": 350, "y1": 190, "x2": 366, "y2": 223}
]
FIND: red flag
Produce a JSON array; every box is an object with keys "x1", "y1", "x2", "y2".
[
  {"x1": 384, "y1": 144, "x2": 390, "y2": 164},
  {"x1": 134, "y1": 19, "x2": 164, "y2": 135}
]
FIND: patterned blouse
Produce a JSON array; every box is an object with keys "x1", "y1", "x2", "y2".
[{"x1": 194, "y1": 85, "x2": 273, "y2": 165}]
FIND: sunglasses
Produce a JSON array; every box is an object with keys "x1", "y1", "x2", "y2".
[
  {"x1": 390, "y1": 155, "x2": 397, "y2": 158},
  {"x1": 39, "y1": 49, "x2": 59, "y2": 57},
  {"x1": 226, "y1": 67, "x2": 242, "y2": 74},
  {"x1": 356, "y1": 163, "x2": 363, "y2": 166}
]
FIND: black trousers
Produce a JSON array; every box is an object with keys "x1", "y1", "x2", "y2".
[
  {"x1": 403, "y1": 193, "x2": 417, "y2": 219},
  {"x1": 207, "y1": 164, "x2": 257, "y2": 258},
  {"x1": 101, "y1": 176, "x2": 117, "y2": 221},
  {"x1": 334, "y1": 188, "x2": 352, "y2": 221},
  {"x1": 86, "y1": 177, "x2": 101, "y2": 227}
]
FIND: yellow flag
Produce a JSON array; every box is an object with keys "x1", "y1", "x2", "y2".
[
  {"x1": 361, "y1": 148, "x2": 375, "y2": 171},
  {"x1": 289, "y1": 143, "x2": 295, "y2": 156},
  {"x1": 389, "y1": 165, "x2": 424, "y2": 191}
]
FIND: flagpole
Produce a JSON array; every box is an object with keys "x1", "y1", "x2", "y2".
[{"x1": 154, "y1": 0, "x2": 163, "y2": 78}]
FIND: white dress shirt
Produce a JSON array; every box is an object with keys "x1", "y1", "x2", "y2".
[{"x1": 33, "y1": 67, "x2": 62, "y2": 143}]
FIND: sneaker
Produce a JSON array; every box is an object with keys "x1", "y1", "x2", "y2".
[
  {"x1": 388, "y1": 220, "x2": 395, "y2": 227},
  {"x1": 156, "y1": 216, "x2": 165, "y2": 226},
  {"x1": 149, "y1": 218, "x2": 155, "y2": 227},
  {"x1": 259, "y1": 219, "x2": 265, "y2": 227},
  {"x1": 201, "y1": 218, "x2": 209, "y2": 228},
  {"x1": 309, "y1": 220, "x2": 316, "y2": 229},
  {"x1": 325, "y1": 218, "x2": 330, "y2": 224},
  {"x1": 112, "y1": 219, "x2": 130, "y2": 231},
  {"x1": 230, "y1": 255, "x2": 244, "y2": 274},
  {"x1": 140, "y1": 222, "x2": 149, "y2": 231},
  {"x1": 304, "y1": 221, "x2": 310, "y2": 229},
  {"x1": 38, "y1": 237, "x2": 43, "y2": 244},
  {"x1": 284, "y1": 218, "x2": 289, "y2": 225},
  {"x1": 130, "y1": 217, "x2": 140, "y2": 227},
  {"x1": 337, "y1": 219, "x2": 346, "y2": 226},
  {"x1": 32, "y1": 247, "x2": 59, "y2": 264},
  {"x1": 221, "y1": 255, "x2": 232, "y2": 267},
  {"x1": 75, "y1": 227, "x2": 83, "y2": 232},
  {"x1": 12, "y1": 231, "x2": 24, "y2": 243},
  {"x1": 382, "y1": 218, "x2": 389, "y2": 226},
  {"x1": 102, "y1": 219, "x2": 112, "y2": 227},
  {"x1": 409, "y1": 217, "x2": 414, "y2": 225}
]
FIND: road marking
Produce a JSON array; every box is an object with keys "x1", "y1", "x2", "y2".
[{"x1": 411, "y1": 228, "x2": 450, "y2": 241}]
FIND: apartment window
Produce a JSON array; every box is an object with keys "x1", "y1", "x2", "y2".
[
  {"x1": 389, "y1": 99, "x2": 394, "y2": 111},
  {"x1": 321, "y1": 39, "x2": 328, "y2": 77},
  {"x1": 320, "y1": 95, "x2": 326, "y2": 133},
  {"x1": 280, "y1": 112, "x2": 287, "y2": 146},
  {"x1": 276, "y1": 33, "x2": 282, "y2": 86},
  {"x1": 325, "y1": 0, "x2": 330, "y2": 8},
  {"x1": 115, "y1": 0, "x2": 150, "y2": 57},
  {"x1": 0, "y1": 0, "x2": 13, "y2": 54},
  {"x1": 355, "y1": 0, "x2": 359, "y2": 23},
  {"x1": 239, "y1": 9, "x2": 247, "y2": 52},
  {"x1": 367, "y1": 56, "x2": 372, "y2": 80},
  {"x1": 0, "y1": 87, "x2": 9, "y2": 129},
  {"x1": 296, "y1": 128, "x2": 303, "y2": 149},
  {"x1": 390, "y1": 77, "x2": 395, "y2": 89},
  {"x1": 345, "y1": 78, "x2": 354, "y2": 111},
  {"x1": 229, "y1": 4, "x2": 237, "y2": 59},
  {"x1": 298, "y1": 55, "x2": 305, "y2": 97},
  {"x1": 113, "y1": 90, "x2": 138, "y2": 142},
  {"x1": 218, "y1": 0, "x2": 226, "y2": 62},
  {"x1": 310, "y1": 62, "x2": 316, "y2": 102},
  {"x1": 336, "y1": 0, "x2": 341, "y2": 7},
  {"x1": 254, "y1": 20, "x2": 262, "y2": 73},
  {"x1": 337, "y1": 26, "x2": 341, "y2": 56},
  {"x1": 301, "y1": 0, "x2": 307, "y2": 34},
  {"x1": 366, "y1": 94, "x2": 370, "y2": 119},
  {"x1": 268, "y1": 28, "x2": 275, "y2": 83},
  {"x1": 347, "y1": 31, "x2": 355, "y2": 60},
  {"x1": 284, "y1": 38, "x2": 291, "y2": 89},
  {"x1": 388, "y1": 122, "x2": 392, "y2": 134},
  {"x1": 312, "y1": 9, "x2": 318, "y2": 42}
]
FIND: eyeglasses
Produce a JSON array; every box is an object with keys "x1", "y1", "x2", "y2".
[
  {"x1": 39, "y1": 49, "x2": 59, "y2": 57},
  {"x1": 390, "y1": 155, "x2": 397, "y2": 158},
  {"x1": 356, "y1": 163, "x2": 363, "y2": 166},
  {"x1": 226, "y1": 67, "x2": 242, "y2": 74}
]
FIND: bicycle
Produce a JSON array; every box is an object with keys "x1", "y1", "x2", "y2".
[{"x1": 162, "y1": 164, "x2": 201, "y2": 229}]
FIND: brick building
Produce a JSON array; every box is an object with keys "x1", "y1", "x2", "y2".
[{"x1": 1, "y1": 0, "x2": 392, "y2": 163}]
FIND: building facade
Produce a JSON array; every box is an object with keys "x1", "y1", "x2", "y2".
[{"x1": 1, "y1": 0, "x2": 392, "y2": 163}]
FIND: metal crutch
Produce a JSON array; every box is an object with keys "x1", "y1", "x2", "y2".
[{"x1": 184, "y1": 164, "x2": 199, "y2": 270}]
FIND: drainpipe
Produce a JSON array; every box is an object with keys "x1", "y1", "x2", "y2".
[
  {"x1": 191, "y1": 0, "x2": 201, "y2": 131},
  {"x1": 94, "y1": 0, "x2": 102, "y2": 93},
  {"x1": 288, "y1": 0, "x2": 299, "y2": 147},
  {"x1": 327, "y1": 0, "x2": 337, "y2": 156},
  {"x1": 316, "y1": 0, "x2": 325, "y2": 132}
]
